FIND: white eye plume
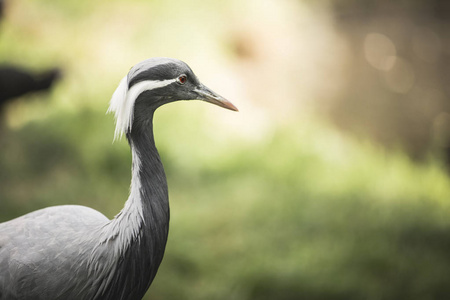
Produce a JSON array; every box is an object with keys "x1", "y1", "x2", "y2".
[
  {"x1": 107, "y1": 76, "x2": 129, "y2": 141},
  {"x1": 107, "y1": 76, "x2": 177, "y2": 140}
]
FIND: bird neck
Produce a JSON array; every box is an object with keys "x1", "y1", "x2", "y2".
[
  {"x1": 106, "y1": 120, "x2": 170, "y2": 245},
  {"x1": 126, "y1": 121, "x2": 171, "y2": 249},
  {"x1": 92, "y1": 115, "x2": 170, "y2": 299},
  {"x1": 125, "y1": 118, "x2": 171, "y2": 255}
]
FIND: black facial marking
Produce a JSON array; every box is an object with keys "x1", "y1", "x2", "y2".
[{"x1": 128, "y1": 58, "x2": 199, "y2": 88}]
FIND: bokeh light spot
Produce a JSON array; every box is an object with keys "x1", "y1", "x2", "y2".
[{"x1": 364, "y1": 33, "x2": 397, "y2": 71}]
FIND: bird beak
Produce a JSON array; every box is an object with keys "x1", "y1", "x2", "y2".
[{"x1": 194, "y1": 84, "x2": 238, "y2": 112}]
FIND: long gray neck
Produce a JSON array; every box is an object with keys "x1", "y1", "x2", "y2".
[
  {"x1": 91, "y1": 109, "x2": 170, "y2": 300},
  {"x1": 126, "y1": 118, "x2": 170, "y2": 256}
]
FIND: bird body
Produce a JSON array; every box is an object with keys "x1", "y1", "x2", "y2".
[{"x1": 0, "y1": 57, "x2": 237, "y2": 300}]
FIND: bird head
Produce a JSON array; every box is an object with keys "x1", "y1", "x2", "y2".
[{"x1": 108, "y1": 57, "x2": 237, "y2": 140}]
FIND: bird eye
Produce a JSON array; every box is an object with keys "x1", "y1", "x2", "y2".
[{"x1": 177, "y1": 75, "x2": 187, "y2": 85}]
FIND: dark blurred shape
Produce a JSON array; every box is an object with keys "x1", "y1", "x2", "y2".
[
  {"x1": 322, "y1": 0, "x2": 450, "y2": 162},
  {"x1": 0, "y1": 0, "x2": 62, "y2": 114},
  {"x1": 0, "y1": 66, "x2": 61, "y2": 108},
  {"x1": 0, "y1": 0, "x2": 4, "y2": 21}
]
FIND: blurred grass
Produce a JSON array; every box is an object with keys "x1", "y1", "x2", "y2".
[
  {"x1": 2, "y1": 107, "x2": 450, "y2": 299},
  {"x1": 1, "y1": 0, "x2": 450, "y2": 299}
]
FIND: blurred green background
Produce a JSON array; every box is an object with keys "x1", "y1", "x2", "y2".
[{"x1": 1, "y1": 0, "x2": 450, "y2": 299}]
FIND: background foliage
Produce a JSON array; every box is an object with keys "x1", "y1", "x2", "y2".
[{"x1": 1, "y1": 0, "x2": 450, "y2": 299}]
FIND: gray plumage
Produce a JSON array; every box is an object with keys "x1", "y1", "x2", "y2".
[{"x1": 0, "y1": 57, "x2": 237, "y2": 300}]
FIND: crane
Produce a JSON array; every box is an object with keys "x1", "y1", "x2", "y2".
[{"x1": 0, "y1": 57, "x2": 238, "y2": 300}]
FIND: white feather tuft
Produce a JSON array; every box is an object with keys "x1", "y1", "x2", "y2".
[
  {"x1": 107, "y1": 75, "x2": 129, "y2": 140},
  {"x1": 107, "y1": 76, "x2": 177, "y2": 140}
]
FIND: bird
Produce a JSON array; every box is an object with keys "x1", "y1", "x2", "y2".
[
  {"x1": 0, "y1": 57, "x2": 237, "y2": 300},
  {"x1": 0, "y1": 66, "x2": 61, "y2": 106}
]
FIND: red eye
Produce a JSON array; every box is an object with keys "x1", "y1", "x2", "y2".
[{"x1": 177, "y1": 75, "x2": 187, "y2": 85}]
